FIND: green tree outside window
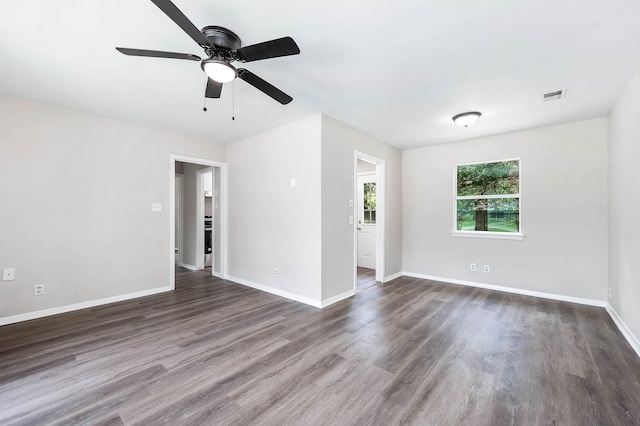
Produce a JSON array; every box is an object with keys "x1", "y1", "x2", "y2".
[
  {"x1": 363, "y1": 182, "x2": 376, "y2": 224},
  {"x1": 456, "y1": 159, "x2": 520, "y2": 232}
]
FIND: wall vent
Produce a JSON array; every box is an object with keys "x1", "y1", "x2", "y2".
[{"x1": 541, "y1": 88, "x2": 566, "y2": 103}]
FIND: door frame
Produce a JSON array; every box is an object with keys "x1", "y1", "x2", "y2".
[
  {"x1": 169, "y1": 154, "x2": 228, "y2": 290},
  {"x1": 175, "y1": 173, "x2": 184, "y2": 267},
  {"x1": 196, "y1": 167, "x2": 213, "y2": 270},
  {"x1": 353, "y1": 151, "x2": 385, "y2": 291}
]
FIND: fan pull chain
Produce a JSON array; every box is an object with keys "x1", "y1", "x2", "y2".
[
  {"x1": 203, "y1": 75, "x2": 208, "y2": 112},
  {"x1": 232, "y1": 79, "x2": 235, "y2": 121}
]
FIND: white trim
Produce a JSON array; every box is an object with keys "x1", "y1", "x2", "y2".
[
  {"x1": 451, "y1": 231, "x2": 525, "y2": 240},
  {"x1": 376, "y1": 161, "x2": 386, "y2": 282},
  {"x1": 180, "y1": 263, "x2": 198, "y2": 271},
  {"x1": 402, "y1": 271, "x2": 606, "y2": 307},
  {"x1": 175, "y1": 174, "x2": 184, "y2": 267},
  {"x1": 195, "y1": 169, "x2": 203, "y2": 270},
  {"x1": 219, "y1": 163, "x2": 228, "y2": 280},
  {"x1": 321, "y1": 290, "x2": 356, "y2": 308},
  {"x1": 226, "y1": 275, "x2": 322, "y2": 308},
  {"x1": 226, "y1": 276, "x2": 355, "y2": 309},
  {"x1": 457, "y1": 194, "x2": 520, "y2": 200},
  {"x1": 196, "y1": 167, "x2": 213, "y2": 271},
  {"x1": 384, "y1": 271, "x2": 403, "y2": 282},
  {"x1": 0, "y1": 286, "x2": 172, "y2": 327},
  {"x1": 456, "y1": 157, "x2": 521, "y2": 167},
  {"x1": 606, "y1": 304, "x2": 640, "y2": 359}
]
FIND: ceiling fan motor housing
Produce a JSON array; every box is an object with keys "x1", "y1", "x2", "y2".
[{"x1": 202, "y1": 26, "x2": 241, "y2": 58}]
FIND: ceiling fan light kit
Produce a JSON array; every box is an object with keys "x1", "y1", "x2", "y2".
[
  {"x1": 201, "y1": 59, "x2": 237, "y2": 83},
  {"x1": 452, "y1": 111, "x2": 482, "y2": 128},
  {"x1": 116, "y1": 0, "x2": 300, "y2": 104}
]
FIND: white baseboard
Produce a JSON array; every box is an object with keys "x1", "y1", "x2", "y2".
[
  {"x1": 321, "y1": 289, "x2": 355, "y2": 308},
  {"x1": 0, "y1": 286, "x2": 172, "y2": 327},
  {"x1": 384, "y1": 271, "x2": 403, "y2": 282},
  {"x1": 606, "y1": 304, "x2": 640, "y2": 359},
  {"x1": 180, "y1": 263, "x2": 197, "y2": 271},
  {"x1": 226, "y1": 277, "x2": 355, "y2": 308},
  {"x1": 402, "y1": 271, "x2": 606, "y2": 307},
  {"x1": 226, "y1": 275, "x2": 322, "y2": 308}
]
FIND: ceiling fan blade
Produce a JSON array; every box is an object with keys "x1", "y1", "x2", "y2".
[
  {"x1": 205, "y1": 78, "x2": 223, "y2": 98},
  {"x1": 237, "y1": 69, "x2": 292, "y2": 105},
  {"x1": 116, "y1": 47, "x2": 201, "y2": 61},
  {"x1": 235, "y1": 37, "x2": 300, "y2": 63},
  {"x1": 150, "y1": 0, "x2": 212, "y2": 48}
]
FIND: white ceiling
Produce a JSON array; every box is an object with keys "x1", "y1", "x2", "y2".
[{"x1": 1, "y1": 0, "x2": 640, "y2": 150}]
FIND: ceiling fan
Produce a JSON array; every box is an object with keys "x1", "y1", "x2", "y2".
[{"x1": 116, "y1": 0, "x2": 300, "y2": 104}]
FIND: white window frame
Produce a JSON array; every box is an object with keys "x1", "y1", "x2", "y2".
[{"x1": 450, "y1": 158, "x2": 525, "y2": 241}]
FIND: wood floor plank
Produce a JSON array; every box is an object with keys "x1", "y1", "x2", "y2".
[{"x1": 1, "y1": 270, "x2": 639, "y2": 425}]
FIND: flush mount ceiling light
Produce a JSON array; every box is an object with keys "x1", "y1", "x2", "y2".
[
  {"x1": 201, "y1": 58, "x2": 237, "y2": 83},
  {"x1": 452, "y1": 111, "x2": 482, "y2": 128}
]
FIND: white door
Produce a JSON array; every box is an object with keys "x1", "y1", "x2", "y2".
[{"x1": 357, "y1": 174, "x2": 377, "y2": 269}]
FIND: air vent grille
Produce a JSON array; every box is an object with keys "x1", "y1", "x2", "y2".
[{"x1": 542, "y1": 88, "x2": 566, "y2": 103}]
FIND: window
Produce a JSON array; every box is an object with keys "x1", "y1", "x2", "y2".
[
  {"x1": 453, "y1": 159, "x2": 522, "y2": 239},
  {"x1": 363, "y1": 182, "x2": 376, "y2": 224}
]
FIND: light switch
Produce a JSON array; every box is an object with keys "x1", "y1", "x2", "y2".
[
  {"x1": 290, "y1": 178, "x2": 296, "y2": 187},
  {"x1": 349, "y1": 199, "x2": 353, "y2": 207},
  {"x1": 349, "y1": 216, "x2": 354, "y2": 225},
  {"x1": 151, "y1": 203, "x2": 162, "y2": 212},
  {"x1": 2, "y1": 268, "x2": 15, "y2": 281}
]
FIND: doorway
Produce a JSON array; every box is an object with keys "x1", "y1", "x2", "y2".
[
  {"x1": 354, "y1": 151, "x2": 385, "y2": 293},
  {"x1": 170, "y1": 155, "x2": 227, "y2": 290}
]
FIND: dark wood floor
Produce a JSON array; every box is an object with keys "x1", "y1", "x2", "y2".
[
  {"x1": 1, "y1": 271, "x2": 639, "y2": 425},
  {"x1": 357, "y1": 266, "x2": 377, "y2": 292}
]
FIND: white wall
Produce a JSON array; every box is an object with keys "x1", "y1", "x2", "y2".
[
  {"x1": 226, "y1": 115, "x2": 323, "y2": 303},
  {"x1": 402, "y1": 118, "x2": 608, "y2": 302},
  {"x1": 608, "y1": 67, "x2": 640, "y2": 346},
  {"x1": 0, "y1": 94, "x2": 225, "y2": 322},
  {"x1": 1, "y1": 90, "x2": 621, "y2": 329},
  {"x1": 225, "y1": 114, "x2": 401, "y2": 305},
  {"x1": 321, "y1": 116, "x2": 403, "y2": 300}
]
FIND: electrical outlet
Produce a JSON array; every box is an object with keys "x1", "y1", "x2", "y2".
[
  {"x1": 483, "y1": 265, "x2": 490, "y2": 273},
  {"x1": 470, "y1": 263, "x2": 476, "y2": 271},
  {"x1": 273, "y1": 268, "x2": 278, "y2": 277},
  {"x1": 34, "y1": 284, "x2": 44, "y2": 295},
  {"x1": 2, "y1": 268, "x2": 15, "y2": 281}
]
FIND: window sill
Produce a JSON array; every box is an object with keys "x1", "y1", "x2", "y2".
[{"x1": 450, "y1": 231, "x2": 525, "y2": 240}]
